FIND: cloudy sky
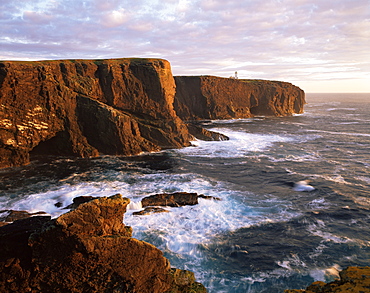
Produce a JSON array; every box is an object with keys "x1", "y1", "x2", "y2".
[{"x1": 1, "y1": 0, "x2": 369, "y2": 92}]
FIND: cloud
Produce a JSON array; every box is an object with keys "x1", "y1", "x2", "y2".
[{"x1": 1, "y1": 0, "x2": 369, "y2": 92}]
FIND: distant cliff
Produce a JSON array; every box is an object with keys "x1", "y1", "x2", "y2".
[
  {"x1": 174, "y1": 76, "x2": 305, "y2": 120},
  {"x1": 0, "y1": 58, "x2": 306, "y2": 169}
]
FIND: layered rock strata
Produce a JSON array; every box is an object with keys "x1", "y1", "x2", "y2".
[
  {"x1": 174, "y1": 76, "x2": 305, "y2": 120},
  {"x1": 0, "y1": 58, "x2": 191, "y2": 168},
  {"x1": 0, "y1": 194, "x2": 206, "y2": 293}
]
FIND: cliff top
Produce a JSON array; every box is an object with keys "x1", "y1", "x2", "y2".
[{"x1": 0, "y1": 57, "x2": 169, "y2": 66}]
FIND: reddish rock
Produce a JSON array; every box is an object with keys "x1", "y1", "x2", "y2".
[
  {"x1": 174, "y1": 76, "x2": 305, "y2": 120},
  {"x1": 0, "y1": 58, "x2": 306, "y2": 169},
  {"x1": 0, "y1": 58, "x2": 191, "y2": 168},
  {"x1": 0, "y1": 194, "x2": 207, "y2": 292}
]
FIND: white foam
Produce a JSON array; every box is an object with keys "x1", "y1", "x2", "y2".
[
  {"x1": 309, "y1": 264, "x2": 341, "y2": 282},
  {"x1": 179, "y1": 128, "x2": 295, "y2": 158},
  {"x1": 293, "y1": 180, "x2": 315, "y2": 192}
]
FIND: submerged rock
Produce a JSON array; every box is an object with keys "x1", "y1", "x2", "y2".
[
  {"x1": 0, "y1": 194, "x2": 207, "y2": 292},
  {"x1": 284, "y1": 266, "x2": 370, "y2": 293}
]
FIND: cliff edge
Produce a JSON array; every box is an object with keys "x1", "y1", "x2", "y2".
[
  {"x1": 0, "y1": 58, "x2": 191, "y2": 168},
  {"x1": 0, "y1": 58, "x2": 306, "y2": 169}
]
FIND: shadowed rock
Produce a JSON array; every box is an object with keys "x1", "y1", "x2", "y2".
[
  {"x1": 174, "y1": 76, "x2": 305, "y2": 120},
  {"x1": 0, "y1": 194, "x2": 207, "y2": 292},
  {"x1": 0, "y1": 58, "x2": 191, "y2": 168}
]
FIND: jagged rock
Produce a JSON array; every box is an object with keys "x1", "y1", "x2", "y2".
[
  {"x1": 174, "y1": 76, "x2": 305, "y2": 120},
  {"x1": 187, "y1": 123, "x2": 229, "y2": 141},
  {"x1": 0, "y1": 194, "x2": 207, "y2": 292},
  {"x1": 284, "y1": 266, "x2": 370, "y2": 293}
]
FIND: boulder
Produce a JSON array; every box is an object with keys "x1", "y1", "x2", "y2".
[{"x1": 0, "y1": 194, "x2": 207, "y2": 292}]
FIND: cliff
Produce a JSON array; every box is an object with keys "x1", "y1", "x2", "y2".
[
  {"x1": 174, "y1": 76, "x2": 305, "y2": 120},
  {"x1": 0, "y1": 58, "x2": 306, "y2": 169},
  {"x1": 0, "y1": 194, "x2": 206, "y2": 293},
  {"x1": 0, "y1": 58, "x2": 191, "y2": 168}
]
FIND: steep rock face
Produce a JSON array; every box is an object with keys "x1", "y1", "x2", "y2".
[
  {"x1": 174, "y1": 76, "x2": 305, "y2": 120},
  {"x1": 0, "y1": 59, "x2": 191, "y2": 168},
  {"x1": 0, "y1": 194, "x2": 206, "y2": 293}
]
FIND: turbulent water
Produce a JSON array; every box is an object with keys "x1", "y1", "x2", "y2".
[{"x1": 1, "y1": 93, "x2": 369, "y2": 292}]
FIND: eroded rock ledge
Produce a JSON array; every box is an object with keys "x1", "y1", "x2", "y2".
[
  {"x1": 0, "y1": 194, "x2": 207, "y2": 293},
  {"x1": 0, "y1": 58, "x2": 305, "y2": 168}
]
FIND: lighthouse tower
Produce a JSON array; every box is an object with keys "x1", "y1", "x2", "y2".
[{"x1": 234, "y1": 71, "x2": 238, "y2": 79}]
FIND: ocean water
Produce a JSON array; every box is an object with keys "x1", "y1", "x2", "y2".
[{"x1": 0, "y1": 93, "x2": 369, "y2": 292}]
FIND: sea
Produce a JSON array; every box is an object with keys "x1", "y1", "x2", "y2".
[{"x1": 0, "y1": 93, "x2": 369, "y2": 292}]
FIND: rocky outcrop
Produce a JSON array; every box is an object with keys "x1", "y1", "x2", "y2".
[
  {"x1": 285, "y1": 266, "x2": 370, "y2": 293},
  {"x1": 174, "y1": 76, "x2": 305, "y2": 120},
  {"x1": 0, "y1": 194, "x2": 206, "y2": 292},
  {"x1": 0, "y1": 58, "x2": 191, "y2": 168}
]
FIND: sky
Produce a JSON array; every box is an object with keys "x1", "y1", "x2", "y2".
[{"x1": 1, "y1": 0, "x2": 370, "y2": 93}]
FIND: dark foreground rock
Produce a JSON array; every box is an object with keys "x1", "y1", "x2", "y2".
[
  {"x1": 285, "y1": 266, "x2": 370, "y2": 293},
  {"x1": 0, "y1": 194, "x2": 207, "y2": 293}
]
